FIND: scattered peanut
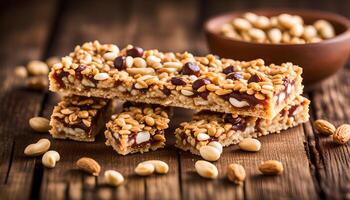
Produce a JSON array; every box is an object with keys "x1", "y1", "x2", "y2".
[
  {"x1": 134, "y1": 163, "x2": 155, "y2": 176},
  {"x1": 27, "y1": 76, "x2": 49, "y2": 91},
  {"x1": 141, "y1": 160, "x2": 169, "y2": 174},
  {"x1": 76, "y1": 157, "x2": 101, "y2": 176},
  {"x1": 195, "y1": 160, "x2": 218, "y2": 179},
  {"x1": 29, "y1": 117, "x2": 51, "y2": 132},
  {"x1": 227, "y1": 163, "x2": 246, "y2": 184},
  {"x1": 238, "y1": 138, "x2": 261, "y2": 152},
  {"x1": 14, "y1": 66, "x2": 28, "y2": 78},
  {"x1": 104, "y1": 170, "x2": 124, "y2": 186},
  {"x1": 42, "y1": 150, "x2": 60, "y2": 168},
  {"x1": 27, "y1": 60, "x2": 49, "y2": 76},
  {"x1": 24, "y1": 138, "x2": 51, "y2": 156},
  {"x1": 199, "y1": 145, "x2": 221, "y2": 161},
  {"x1": 314, "y1": 119, "x2": 336, "y2": 136},
  {"x1": 333, "y1": 124, "x2": 350, "y2": 144},
  {"x1": 258, "y1": 160, "x2": 283, "y2": 175}
]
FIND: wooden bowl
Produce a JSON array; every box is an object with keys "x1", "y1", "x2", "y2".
[{"x1": 204, "y1": 9, "x2": 350, "y2": 85}]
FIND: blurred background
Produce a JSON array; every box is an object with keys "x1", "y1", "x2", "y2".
[{"x1": 1, "y1": 0, "x2": 349, "y2": 56}]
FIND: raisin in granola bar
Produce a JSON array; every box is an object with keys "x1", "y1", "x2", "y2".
[
  {"x1": 104, "y1": 103, "x2": 170, "y2": 155},
  {"x1": 49, "y1": 41, "x2": 303, "y2": 119},
  {"x1": 174, "y1": 96, "x2": 309, "y2": 155},
  {"x1": 49, "y1": 95, "x2": 113, "y2": 142}
]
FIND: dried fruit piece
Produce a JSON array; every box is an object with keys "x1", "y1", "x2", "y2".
[
  {"x1": 333, "y1": 124, "x2": 350, "y2": 144},
  {"x1": 314, "y1": 119, "x2": 336, "y2": 136},
  {"x1": 76, "y1": 157, "x2": 101, "y2": 176},
  {"x1": 258, "y1": 160, "x2": 283, "y2": 175},
  {"x1": 227, "y1": 163, "x2": 246, "y2": 184}
]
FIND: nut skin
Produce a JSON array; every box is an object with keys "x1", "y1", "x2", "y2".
[
  {"x1": 258, "y1": 160, "x2": 283, "y2": 175},
  {"x1": 314, "y1": 119, "x2": 336, "y2": 136},
  {"x1": 333, "y1": 124, "x2": 350, "y2": 144},
  {"x1": 227, "y1": 163, "x2": 246, "y2": 184},
  {"x1": 76, "y1": 157, "x2": 101, "y2": 176}
]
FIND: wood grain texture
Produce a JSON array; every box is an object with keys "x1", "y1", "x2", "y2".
[
  {"x1": 307, "y1": 70, "x2": 350, "y2": 200},
  {"x1": 0, "y1": 0, "x2": 57, "y2": 199},
  {"x1": 0, "y1": 0, "x2": 349, "y2": 199}
]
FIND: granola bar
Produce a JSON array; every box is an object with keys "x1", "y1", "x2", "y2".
[
  {"x1": 49, "y1": 41, "x2": 303, "y2": 119},
  {"x1": 174, "y1": 96, "x2": 310, "y2": 155},
  {"x1": 49, "y1": 95, "x2": 113, "y2": 142},
  {"x1": 104, "y1": 103, "x2": 170, "y2": 155}
]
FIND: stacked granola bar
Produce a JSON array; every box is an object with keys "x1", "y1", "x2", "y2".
[{"x1": 48, "y1": 41, "x2": 309, "y2": 155}]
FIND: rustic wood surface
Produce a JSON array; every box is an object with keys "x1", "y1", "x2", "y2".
[{"x1": 0, "y1": 0, "x2": 349, "y2": 199}]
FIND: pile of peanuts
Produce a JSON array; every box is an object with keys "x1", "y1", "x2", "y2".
[{"x1": 220, "y1": 12, "x2": 335, "y2": 44}]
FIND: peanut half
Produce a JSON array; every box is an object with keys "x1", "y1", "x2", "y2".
[
  {"x1": 76, "y1": 157, "x2": 101, "y2": 176},
  {"x1": 258, "y1": 160, "x2": 283, "y2": 175},
  {"x1": 227, "y1": 163, "x2": 246, "y2": 184},
  {"x1": 42, "y1": 150, "x2": 60, "y2": 168},
  {"x1": 238, "y1": 138, "x2": 261, "y2": 152},
  {"x1": 104, "y1": 170, "x2": 124, "y2": 186},
  {"x1": 199, "y1": 145, "x2": 221, "y2": 161},
  {"x1": 333, "y1": 124, "x2": 350, "y2": 144},
  {"x1": 24, "y1": 138, "x2": 51, "y2": 156},
  {"x1": 195, "y1": 160, "x2": 218, "y2": 179},
  {"x1": 314, "y1": 119, "x2": 336, "y2": 136},
  {"x1": 134, "y1": 163, "x2": 155, "y2": 176},
  {"x1": 29, "y1": 117, "x2": 51, "y2": 132}
]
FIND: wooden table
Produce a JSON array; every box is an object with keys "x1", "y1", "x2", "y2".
[{"x1": 0, "y1": 0, "x2": 349, "y2": 199}]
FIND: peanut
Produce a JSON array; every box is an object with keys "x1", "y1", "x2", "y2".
[
  {"x1": 333, "y1": 124, "x2": 350, "y2": 144},
  {"x1": 314, "y1": 119, "x2": 335, "y2": 136},
  {"x1": 134, "y1": 163, "x2": 155, "y2": 176},
  {"x1": 238, "y1": 138, "x2": 261, "y2": 152},
  {"x1": 42, "y1": 150, "x2": 60, "y2": 168},
  {"x1": 227, "y1": 163, "x2": 246, "y2": 184},
  {"x1": 195, "y1": 160, "x2": 218, "y2": 179},
  {"x1": 29, "y1": 117, "x2": 51, "y2": 132},
  {"x1": 76, "y1": 157, "x2": 101, "y2": 176},
  {"x1": 199, "y1": 146, "x2": 221, "y2": 161},
  {"x1": 24, "y1": 138, "x2": 50, "y2": 156},
  {"x1": 141, "y1": 160, "x2": 169, "y2": 174},
  {"x1": 258, "y1": 160, "x2": 283, "y2": 175},
  {"x1": 104, "y1": 170, "x2": 124, "y2": 186},
  {"x1": 27, "y1": 60, "x2": 49, "y2": 76}
]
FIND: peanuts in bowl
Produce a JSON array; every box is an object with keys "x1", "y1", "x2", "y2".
[{"x1": 220, "y1": 12, "x2": 335, "y2": 44}]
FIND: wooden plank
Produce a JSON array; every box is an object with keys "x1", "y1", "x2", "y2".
[
  {"x1": 39, "y1": 1, "x2": 184, "y2": 199},
  {"x1": 0, "y1": 0, "x2": 57, "y2": 199},
  {"x1": 306, "y1": 70, "x2": 350, "y2": 200}
]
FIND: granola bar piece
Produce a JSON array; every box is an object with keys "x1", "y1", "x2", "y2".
[
  {"x1": 49, "y1": 41, "x2": 303, "y2": 119},
  {"x1": 49, "y1": 95, "x2": 113, "y2": 142},
  {"x1": 104, "y1": 103, "x2": 170, "y2": 155},
  {"x1": 174, "y1": 96, "x2": 310, "y2": 155}
]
